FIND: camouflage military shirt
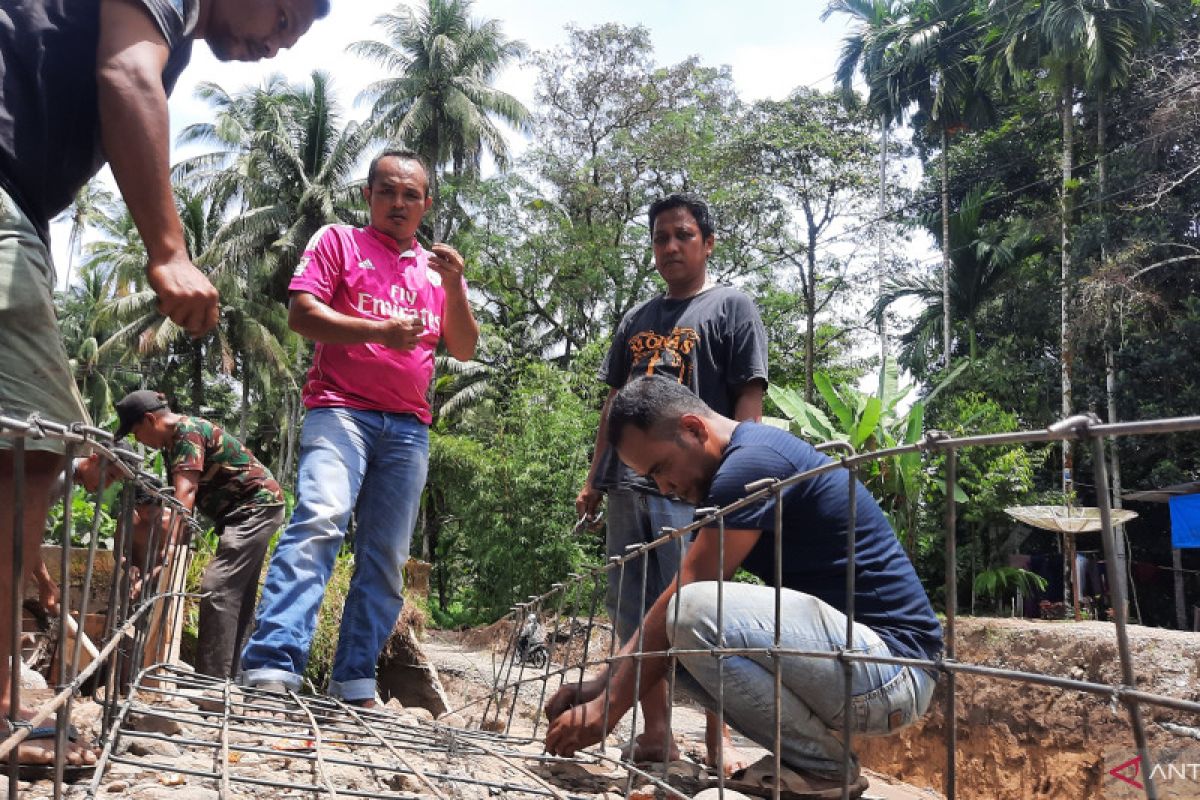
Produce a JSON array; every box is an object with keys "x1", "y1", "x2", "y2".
[{"x1": 166, "y1": 416, "x2": 284, "y2": 521}]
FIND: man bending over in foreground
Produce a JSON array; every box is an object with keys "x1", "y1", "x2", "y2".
[{"x1": 545, "y1": 376, "x2": 942, "y2": 799}]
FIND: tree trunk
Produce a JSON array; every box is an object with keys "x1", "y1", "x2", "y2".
[
  {"x1": 283, "y1": 392, "x2": 299, "y2": 485},
  {"x1": 191, "y1": 340, "x2": 204, "y2": 414},
  {"x1": 1060, "y1": 75, "x2": 1075, "y2": 500},
  {"x1": 240, "y1": 357, "x2": 250, "y2": 440},
  {"x1": 804, "y1": 224, "x2": 818, "y2": 403},
  {"x1": 1099, "y1": 91, "x2": 1130, "y2": 615},
  {"x1": 940, "y1": 125, "x2": 952, "y2": 367},
  {"x1": 878, "y1": 119, "x2": 889, "y2": 367}
]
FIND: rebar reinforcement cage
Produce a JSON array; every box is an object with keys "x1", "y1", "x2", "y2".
[{"x1": 5, "y1": 410, "x2": 1200, "y2": 799}]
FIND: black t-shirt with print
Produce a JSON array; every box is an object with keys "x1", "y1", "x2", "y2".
[
  {"x1": 0, "y1": 0, "x2": 197, "y2": 241},
  {"x1": 596, "y1": 285, "x2": 768, "y2": 491}
]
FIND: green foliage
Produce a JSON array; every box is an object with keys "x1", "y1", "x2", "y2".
[
  {"x1": 44, "y1": 485, "x2": 119, "y2": 549},
  {"x1": 430, "y1": 363, "x2": 598, "y2": 619},
  {"x1": 768, "y1": 360, "x2": 967, "y2": 550},
  {"x1": 973, "y1": 565, "x2": 1047, "y2": 601}
]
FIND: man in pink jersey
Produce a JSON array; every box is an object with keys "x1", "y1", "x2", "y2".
[{"x1": 240, "y1": 150, "x2": 479, "y2": 705}]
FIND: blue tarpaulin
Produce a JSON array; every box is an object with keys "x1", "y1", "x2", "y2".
[{"x1": 1168, "y1": 494, "x2": 1200, "y2": 549}]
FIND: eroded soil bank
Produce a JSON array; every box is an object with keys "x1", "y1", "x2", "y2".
[{"x1": 857, "y1": 617, "x2": 1200, "y2": 799}]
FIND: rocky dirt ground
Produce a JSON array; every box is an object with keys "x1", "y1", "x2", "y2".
[{"x1": 5, "y1": 616, "x2": 1197, "y2": 799}]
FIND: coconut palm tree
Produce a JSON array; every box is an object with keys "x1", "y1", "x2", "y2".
[
  {"x1": 176, "y1": 71, "x2": 375, "y2": 302},
  {"x1": 54, "y1": 180, "x2": 118, "y2": 293},
  {"x1": 350, "y1": 0, "x2": 531, "y2": 229},
  {"x1": 873, "y1": 184, "x2": 1042, "y2": 371},
  {"x1": 889, "y1": 0, "x2": 995, "y2": 367},
  {"x1": 98, "y1": 189, "x2": 295, "y2": 417},
  {"x1": 827, "y1": 0, "x2": 995, "y2": 369}
]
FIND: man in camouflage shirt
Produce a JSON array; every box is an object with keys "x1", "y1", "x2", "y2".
[{"x1": 115, "y1": 390, "x2": 284, "y2": 680}]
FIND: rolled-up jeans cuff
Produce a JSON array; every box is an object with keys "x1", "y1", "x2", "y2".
[
  {"x1": 327, "y1": 677, "x2": 377, "y2": 702},
  {"x1": 240, "y1": 668, "x2": 303, "y2": 691}
]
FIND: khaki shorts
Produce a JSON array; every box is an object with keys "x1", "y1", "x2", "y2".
[{"x1": 0, "y1": 186, "x2": 89, "y2": 453}]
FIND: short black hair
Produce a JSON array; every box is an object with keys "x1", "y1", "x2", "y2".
[
  {"x1": 607, "y1": 376, "x2": 712, "y2": 450},
  {"x1": 367, "y1": 149, "x2": 430, "y2": 195},
  {"x1": 648, "y1": 193, "x2": 715, "y2": 240},
  {"x1": 315, "y1": 0, "x2": 331, "y2": 19}
]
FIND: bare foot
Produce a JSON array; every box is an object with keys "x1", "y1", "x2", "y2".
[
  {"x1": 2, "y1": 712, "x2": 97, "y2": 772},
  {"x1": 705, "y1": 725, "x2": 751, "y2": 776},
  {"x1": 624, "y1": 732, "x2": 681, "y2": 764}
]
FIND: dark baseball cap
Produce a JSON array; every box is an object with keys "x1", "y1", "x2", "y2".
[{"x1": 114, "y1": 390, "x2": 169, "y2": 440}]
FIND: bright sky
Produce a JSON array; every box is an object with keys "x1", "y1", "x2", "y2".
[
  {"x1": 53, "y1": 0, "x2": 855, "y2": 271},
  {"x1": 166, "y1": 0, "x2": 852, "y2": 132}
]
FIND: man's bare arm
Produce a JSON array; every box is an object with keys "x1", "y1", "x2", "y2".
[
  {"x1": 428, "y1": 244, "x2": 479, "y2": 361},
  {"x1": 575, "y1": 388, "x2": 619, "y2": 521},
  {"x1": 97, "y1": 0, "x2": 218, "y2": 337},
  {"x1": 733, "y1": 378, "x2": 766, "y2": 423},
  {"x1": 545, "y1": 525, "x2": 764, "y2": 755}
]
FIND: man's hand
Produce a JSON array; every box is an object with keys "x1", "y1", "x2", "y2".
[
  {"x1": 375, "y1": 315, "x2": 424, "y2": 352},
  {"x1": 545, "y1": 697, "x2": 608, "y2": 758},
  {"x1": 146, "y1": 254, "x2": 219, "y2": 338},
  {"x1": 545, "y1": 677, "x2": 606, "y2": 721},
  {"x1": 428, "y1": 243, "x2": 466, "y2": 286},
  {"x1": 575, "y1": 483, "x2": 604, "y2": 524},
  {"x1": 34, "y1": 563, "x2": 60, "y2": 617}
]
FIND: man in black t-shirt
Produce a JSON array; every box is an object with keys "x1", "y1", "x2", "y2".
[
  {"x1": 0, "y1": 0, "x2": 326, "y2": 776},
  {"x1": 549, "y1": 377, "x2": 943, "y2": 799},
  {"x1": 577, "y1": 193, "x2": 767, "y2": 771}
]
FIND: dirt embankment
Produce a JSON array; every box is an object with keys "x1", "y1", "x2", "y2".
[{"x1": 857, "y1": 617, "x2": 1200, "y2": 799}]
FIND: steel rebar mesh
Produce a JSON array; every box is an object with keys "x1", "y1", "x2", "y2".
[{"x1": 7, "y1": 410, "x2": 1200, "y2": 799}]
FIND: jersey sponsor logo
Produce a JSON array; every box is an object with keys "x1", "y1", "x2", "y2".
[
  {"x1": 354, "y1": 287, "x2": 442, "y2": 334},
  {"x1": 358, "y1": 259, "x2": 375, "y2": 270},
  {"x1": 628, "y1": 327, "x2": 700, "y2": 385}
]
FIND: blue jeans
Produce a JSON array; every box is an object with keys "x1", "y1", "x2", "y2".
[
  {"x1": 240, "y1": 407, "x2": 429, "y2": 701},
  {"x1": 668, "y1": 582, "x2": 937, "y2": 779},
  {"x1": 605, "y1": 488, "x2": 696, "y2": 644}
]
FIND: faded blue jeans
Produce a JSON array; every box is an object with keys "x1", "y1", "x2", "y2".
[
  {"x1": 668, "y1": 582, "x2": 937, "y2": 779},
  {"x1": 605, "y1": 487, "x2": 696, "y2": 644},
  {"x1": 240, "y1": 407, "x2": 429, "y2": 701}
]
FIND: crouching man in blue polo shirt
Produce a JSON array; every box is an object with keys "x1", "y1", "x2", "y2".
[{"x1": 545, "y1": 375, "x2": 942, "y2": 799}]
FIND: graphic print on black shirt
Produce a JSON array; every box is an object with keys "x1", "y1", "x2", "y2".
[{"x1": 627, "y1": 327, "x2": 701, "y2": 386}]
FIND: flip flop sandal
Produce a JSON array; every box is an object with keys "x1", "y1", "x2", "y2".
[
  {"x1": 1, "y1": 719, "x2": 96, "y2": 782},
  {"x1": 723, "y1": 755, "x2": 869, "y2": 800}
]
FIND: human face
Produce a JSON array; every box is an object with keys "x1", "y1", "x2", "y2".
[
  {"x1": 615, "y1": 417, "x2": 720, "y2": 504},
  {"x1": 652, "y1": 206, "x2": 713, "y2": 298},
  {"x1": 203, "y1": 0, "x2": 317, "y2": 62},
  {"x1": 130, "y1": 414, "x2": 169, "y2": 450},
  {"x1": 363, "y1": 158, "x2": 433, "y2": 244}
]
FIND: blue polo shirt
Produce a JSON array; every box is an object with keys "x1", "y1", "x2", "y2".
[{"x1": 706, "y1": 422, "x2": 943, "y2": 662}]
